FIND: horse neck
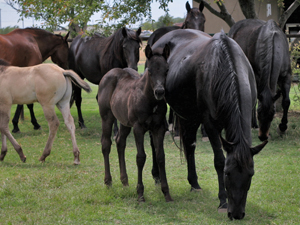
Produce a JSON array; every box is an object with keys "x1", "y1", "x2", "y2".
[
  {"x1": 32, "y1": 32, "x2": 61, "y2": 61},
  {"x1": 140, "y1": 70, "x2": 157, "y2": 104}
]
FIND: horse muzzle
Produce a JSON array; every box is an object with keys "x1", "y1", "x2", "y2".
[
  {"x1": 228, "y1": 211, "x2": 245, "y2": 220},
  {"x1": 154, "y1": 88, "x2": 165, "y2": 100}
]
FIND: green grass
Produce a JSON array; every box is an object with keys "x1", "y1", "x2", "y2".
[{"x1": 0, "y1": 80, "x2": 300, "y2": 224}]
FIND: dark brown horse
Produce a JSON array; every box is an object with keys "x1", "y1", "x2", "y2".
[
  {"x1": 98, "y1": 44, "x2": 172, "y2": 202},
  {"x1": 151, "y1": 29, "x2": 267, "y2": 219},
  {"x1": 229, "y1": 19, "x2": 291, "y2": 141},
  {"x1": 0, "y1": 28, "x2": 70, "y2": 133},
  {"x1": 69, "y1": 27, "x2": 141, "y2": 129}
]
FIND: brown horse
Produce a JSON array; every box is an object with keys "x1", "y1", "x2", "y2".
[
  {"x1": 98, "y1": 44, "x2": 172, "y2": 202},
  {"x1": 0, "y1": 60, "x2": 91, "y2": 164},
  {"x1": 0, "y1": 28, "x2": 70, "y2": 133}
]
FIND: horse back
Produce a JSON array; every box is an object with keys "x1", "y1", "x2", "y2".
[
  {"x1": 148, "y1": 26, "x2": 180, "y2": 46},
  {"x1": 0, "y1": 32, "x2": 42, "y2": 66},
  {"x1": 69, "y1": 35, "x2": 107, "y2": 84}
]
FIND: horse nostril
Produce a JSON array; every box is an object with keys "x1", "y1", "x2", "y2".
[{"x1": 155, "y1": 89, "x2": 165, "y2": 96}]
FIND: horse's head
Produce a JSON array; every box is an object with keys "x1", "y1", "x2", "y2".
[
  {"x1": 145, "y1": 44, "x2": 170, "y2": 100},
  {"x1": 51, "y1": 32, "x2": 70, "y2": 69},
  {"x1": 121, "y1": 27, "x2": 141, "y2": 71},
  {"x1": 182, "y1": 1, "x2": 206, "y2": 31},
  {"x1": 221, "y1": 137, "x2": 267, "y2": 220}
]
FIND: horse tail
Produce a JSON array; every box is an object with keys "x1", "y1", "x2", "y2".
[
  {"x1": 256, "y1": 20, "x2": 276, "y2": 108},
  {"x1": 63, "y1": 70, "x2": 92, "y2": 93}
]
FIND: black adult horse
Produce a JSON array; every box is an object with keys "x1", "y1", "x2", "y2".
[
  {"x1": 229, "y1": 19, "x2": 291, "y2": 141},
  {"x1": 98, "y1": 44, "x2": 171, "y2": 202},
  {"x1": 147, "y1": 1, "x2": 205, "y2": 47},
  {"x1": 151, "y1": 29, "x2": 267, "y2": 220},
  {"x1": 69, "y1": 27, "x2": 141, "y2": 128}
]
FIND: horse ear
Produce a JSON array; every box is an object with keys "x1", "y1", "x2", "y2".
[
  {"x1": 251, "y1": 140, "x2": 268, "y2": 156},
  {"x1": 186, "y1": 1, "x2": 191, "y2": 12},
  {"x1": 199, "y1": 1, "x2": 204, "y2": 12},
  {"x1": 163, "y1": 44, "x2": 170, "y2": 60},
  {"x1": 64, "y1": 31, "x2": 70, "y2": 41},
  {"x1": 122, "y1": 27, "x2": 127, "y2": 38},
  {"x1": 145, "y1": 44, "x2": 153, "y2": 60},
  {"x1": 136, "y1": 27, "x2": 142, "y2": 36},
  {"x1": 220, "y1": 136, "x2": 234, "y2": 153}
]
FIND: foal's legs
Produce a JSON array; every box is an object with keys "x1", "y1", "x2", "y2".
[
  {"x1": 101, "y1": 110, "x2": 115, "y2": 186},
  {"x1": 133, "y1": 124, "x2": 147, "y2": 202},
  {"x1": 57, "y1": 103, "x2": 81, "y2": 165},
  {"x1": 0, "y1": 108, "x2": 26, "y2": 162},
  {"x1": 39, "y1": 105, "x2": 60, "y2": 162},
  {"x1": 115, "y1": 124, "x2": 131, "y2": 186},
  {"x1": 150, "y1": 125, "x2": 173, "y2": 202}
]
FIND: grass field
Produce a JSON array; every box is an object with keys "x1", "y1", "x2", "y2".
[{"x1": 0, "y1": 68, "x2": 300, "y2": 224}]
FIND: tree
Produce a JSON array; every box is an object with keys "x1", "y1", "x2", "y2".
[
  {"x1": 195, "y1": 0, "x2": 300, "y2": 29},
  {"x1": 5, "y1": 0, "x2": 173, "y2": 37}
]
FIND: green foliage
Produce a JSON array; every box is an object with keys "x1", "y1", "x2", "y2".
[
  {"x1": 7, "y1": 0, "x2": 174, "y2": 33},
  {"x1": 141, "y1": 14, "x2": 184, "y2": 31},
  {"x1": 290, "y1": 40, "x2": 300, "y2": 104},
  {"x1": 0, "y1": 26, "x2": 19, "y2": 34}
]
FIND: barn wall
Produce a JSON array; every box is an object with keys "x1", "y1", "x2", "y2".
[{"x1": 193, "y1": 0, "x2": 280, "y2": 34}]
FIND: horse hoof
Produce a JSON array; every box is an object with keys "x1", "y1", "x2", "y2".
[
  {"x1": 218, "y1": 202, "x2": 228, "y2": 213},
  {"x1": 202, "y1": 137, "x2": 209, "y2": 142},
  {"x1": 190, "y1": 187, "x2": 202, "y2": 192},
  {"x1": 73, "y1": 160, "x2": 80, "y2": 165},
  {"x1": 277, "y1": 127, "x2": 286, "y2": 136},
  {"x1": 34, "y1": 125, "x2": 41, "y2": 130},
  {"x1": 165, "y1": 195, "x2": 174, "y2": 202},
  {"x1": 138, "y1": 196, "x2": 145, "y2": 202},
  {"x1": 12, "y1": 129, "x2": 20, "y2": 134}
]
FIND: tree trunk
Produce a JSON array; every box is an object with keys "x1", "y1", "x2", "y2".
[
  {"x1": 278, "y1": 1, "x2": 300, "y2": 30},
  {"x1": 238, "y1": 0, "x2": 257, "y2": 19}
]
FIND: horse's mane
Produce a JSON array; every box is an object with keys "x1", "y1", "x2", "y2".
[
  {"x1": 102, "y1": 28, "x2": 141, "y2": 66},
  {"x1": 24, "y1": 27, "x2": 64, "y2": 39},
  {"x1": 210, "y1": 31, "x2": 251, "y2": 167}
]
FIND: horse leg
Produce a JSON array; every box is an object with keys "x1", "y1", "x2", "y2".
[
  {"x1": 203, "y1": 120, "x2": 227, "y2": 212},
  {"x1": 252, "y1": 106, "x2": 258, "y2": 129},
  {"x1": 133, "y1": 124, "x2": 147, "y2": 202},
  {"x1": 277, "y1": 75, "x2": 291, "y2": 135},
  {"x1": 168, "y1": 108, "x2": 174, "y2": 130},
  {"x1": 0, "y1": 133, "x2": 7, "y2": 161},
  {"x1": 150, "y1": 125, "x2": 173, "y2": 202},
  {"x1": 178, "y1": 117, "x2": 201, "y2": 191},
  {"x1": 0, "y1": 108, "x2": 26, "y2": 162},
  {"x1": 39, "y1": 105, "x2": 59, "y2": 162},
  {"x1": 113, "y1": 119, "x2": 119, "y2": 137},
  {"x1": 115, "y1": 124, "x2": 131, "y2": 186},
  {"x1": 74, "y1": 85, "x2": 86, "y2": 129},
  {"x1": 100, "y1": 110, "x2": 115, "y2": 186},
  {"x1": 57, "y1": 103, "x2": 80, "y2": 165},
  {"x1": 150, "y1": 131, "x2": 160, "y2": 184},
  {"x1": 11, "y1": 104, "x2": 23, "y2": 133},
  {"x1": 27, "y1": 104, "x2": 41, "y2": 130}
]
